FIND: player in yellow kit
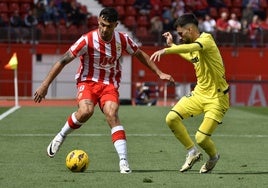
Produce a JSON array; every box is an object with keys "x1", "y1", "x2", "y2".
[{"x1": 150, "y1": 13, "x2": 229, "y2": 173}]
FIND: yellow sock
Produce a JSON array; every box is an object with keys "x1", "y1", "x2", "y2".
[
  {"x1": 166, "y1": 111, "x2": 194, "y2": 150},
  {"x1": 195, "y1": 118, "x2": 218, "y2": 157}
]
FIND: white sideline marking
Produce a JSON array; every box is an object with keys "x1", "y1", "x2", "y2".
[
  {"x1": 0, "y1": 133, "x2": 267, "y2": 138},
  {"x1": 0, "y1": 106, "x2": 20, "y2": 120}
]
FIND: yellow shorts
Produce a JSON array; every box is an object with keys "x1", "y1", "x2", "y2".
[{"x1": 171, "y1": 91, "x2": 230, "y2": 123}]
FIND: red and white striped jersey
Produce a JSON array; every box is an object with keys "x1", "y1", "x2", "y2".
[{"x1": 69, "y1": 29, "x2": 139, "y2": 88}]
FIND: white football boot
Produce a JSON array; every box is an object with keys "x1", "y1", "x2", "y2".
[
  {"x1": 200, "y1": 154, "x2": 220, "y2": 173},
  {"x1": 119, "y1": 159, "x2": 132, "y2": 174},
  {"x1": 47, "y1": 133, "x2": 65, "y2": 158},
  {"x1": 180, "y1": 152, "x2": 203, "y2": 172}
]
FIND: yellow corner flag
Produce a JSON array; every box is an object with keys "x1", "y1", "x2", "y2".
[{"x1": 5, "y1": 53, "x2": 18, "y2": 70}]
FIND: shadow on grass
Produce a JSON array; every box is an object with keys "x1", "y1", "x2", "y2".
[
  {"x1": 216, "y1": 171, "x2": 268, "y2": 175},
  {"x1": 133, "y1": 169, "x2": 179, "y2": 173},
  {"x1": 85, "y1": 169, "x2": 191, "y2": 173},
  {"x1": 81, "y1": 169, "x2": 268, "y2": 175}
]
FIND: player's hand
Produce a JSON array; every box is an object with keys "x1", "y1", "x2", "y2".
[
  {"x1": 150, "y1": 49, "x2": 166, "y2": 62},
  {"x1": 159, "y1": 73, "x2": 175, "y2": 85},
  {"x1": 162, "y1": 32, "x2": 173, "y2": 46},
  {"x1": 34, "y1": 85, "x2": 48, "y2": 103}
]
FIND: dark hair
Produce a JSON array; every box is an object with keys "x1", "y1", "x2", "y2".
[
  {"x1": 174, "y1": 13, "x2": 199, "y2": 28},
  {"x1": 99, "y1": 7, "x2": 118, "y2": 22}
]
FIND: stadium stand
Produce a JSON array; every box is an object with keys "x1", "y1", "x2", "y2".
[
  {"x1": 123, "y1": 15, "x2": 136, "y2": 29},
  {"x1": 125, "y1": 6, "x2": 137, "y2": 17},
  {"x1": 1, "y1": 0, "x2": 268, "y2": 46},
  {"x1": 0, "y1": 2, "x2": 8, "y2": 14}
]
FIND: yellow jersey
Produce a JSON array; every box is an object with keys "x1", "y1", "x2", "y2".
[{"x1": 165, "y1": 32, "x2": 229, "y2": 98}]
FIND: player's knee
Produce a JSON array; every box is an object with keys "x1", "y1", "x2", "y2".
[
  {"x1": 195, "y1": 131, "x2": 209, "y2": 146},
  {"x1": 103, "y1": 109, "x2": 119, "y2": 126},
  {"x1": 165, "y1": 111, "x2": 182, "y2": 127},
  {"x1": 77, "y1": 107, "x2": 94, "y2": 122}
]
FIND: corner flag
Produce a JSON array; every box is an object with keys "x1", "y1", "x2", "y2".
[
  {"x1": 5, "y1": 53, "x2": 18, "y2": 70},
  {"x1": 2, "y1": 52, "x2": 20, "y2": 108}
]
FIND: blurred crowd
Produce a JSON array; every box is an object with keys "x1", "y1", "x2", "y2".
[
  {"x1": 0, "y1": 0, "x2": 91, "y2": 44},
  {"x1": 33, "y1": 0, "x2": 89, "y2": 27},
  {"x1": 1, "y1": 0, "x2": 268, "y2": 46},
  {"x1": 134, "y1": 0, "x2": 268, "y2": 46}
]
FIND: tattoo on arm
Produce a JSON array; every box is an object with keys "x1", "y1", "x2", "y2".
[{"x1": 59, "y1": 51, "x2": 74, "y2": 65}]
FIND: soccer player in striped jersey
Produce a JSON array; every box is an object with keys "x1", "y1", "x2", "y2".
[
  {"x1": 34, "y1": 7, "x2": 174, "y2": 174},
  {"x1": 150, "y1": 13, "x2": 229, "y2": 173}
]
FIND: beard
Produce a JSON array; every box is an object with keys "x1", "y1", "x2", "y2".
[
  {"x1": 182, "y1": 38, "x2": 191, "y2": 44},
  {"x1": 179, "y1": 36, "x2": 191, "y2": 44}
]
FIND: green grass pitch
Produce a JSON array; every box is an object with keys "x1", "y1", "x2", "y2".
[{"x1": 0, "y1": 106, "x2": 267, "y2": 188}]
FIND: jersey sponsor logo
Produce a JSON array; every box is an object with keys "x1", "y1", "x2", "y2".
[{"x1": 98, "y1": 56, "x2": 117, "y2": 70}]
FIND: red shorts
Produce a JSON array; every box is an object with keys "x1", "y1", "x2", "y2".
[{"x1": 76, "y1": 81, "x2": 119, "y2": 108}]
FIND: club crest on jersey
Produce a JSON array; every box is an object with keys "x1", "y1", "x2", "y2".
[
  {"x1": 191, "y1": 56, "x2": 199, "y2": 63},
  {"x1": 116, "y1": 42, "x2": 122, "y2": 52}
]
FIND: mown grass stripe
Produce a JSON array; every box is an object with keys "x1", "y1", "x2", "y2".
[{"x1": 0, "y1": 133, "x2": 267, "y2": 138}]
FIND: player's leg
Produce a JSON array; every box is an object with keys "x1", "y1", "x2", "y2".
[
  {"x1": 197, "y1": 95, "x2": 229, "y2": 173},
  {"x1": 101, "y1": 85, "x2": 131, "y2": 174},
  {"x1": 165, "y1": 94, "x2": 203, "y2": 172},
  {"x1": 195, "y1": 117, "x2": 218, "y2": 158},
  {"x1": 47, "y1": 99, "x2": 94, "y2": 157},
  {"x1": 166, "y1": 109, "x2": 195, "y2": 150},
  {"x1": 47, "y1": 82, "x2": 96, "y2": 158},
  {"x1": 196, "y1": 117, "x2": 220, "y2": 173}
]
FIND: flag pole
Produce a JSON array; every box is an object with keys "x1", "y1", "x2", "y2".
[
  {"x1": 4, "y1": 52, "x2": 19, "y2": 106},
  {"x1": 1, "y1": 53, "x2": 20, "y2": 120},
  {"x1": 14, "y1": 68, "x2": 19, "y2": 107}
]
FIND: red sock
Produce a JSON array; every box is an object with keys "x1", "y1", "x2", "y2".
[
  {"x1": 67, "y1": 112, "x2": 82, "y2": 129},
  {"x1": 111, "y1": 126, "x2": 126, "y2": 143},
  {"x1": 111, "y1": 125, "x2": 127, "y2": 160}
]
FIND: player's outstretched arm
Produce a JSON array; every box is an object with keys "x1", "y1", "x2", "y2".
[
  {"x1": 150, "y1": 49, "x2": 166, "y2": 62},
  {"x1": 162, "y1": 32, "x2": 174, "y2": 47},
  {"x1": 134, "y1": 49, "x2": 174, "y2": 84},
  {"x1": 150, "y1": 32, "x2": 174, "y2": 62},
  {"x1": 34, "y1": 51, "x2": 75, "y2": 103}
]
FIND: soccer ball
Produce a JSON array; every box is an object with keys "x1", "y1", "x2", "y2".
[{"x1": 66, "y1": 150, "x2": 89, "y2": 172}]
